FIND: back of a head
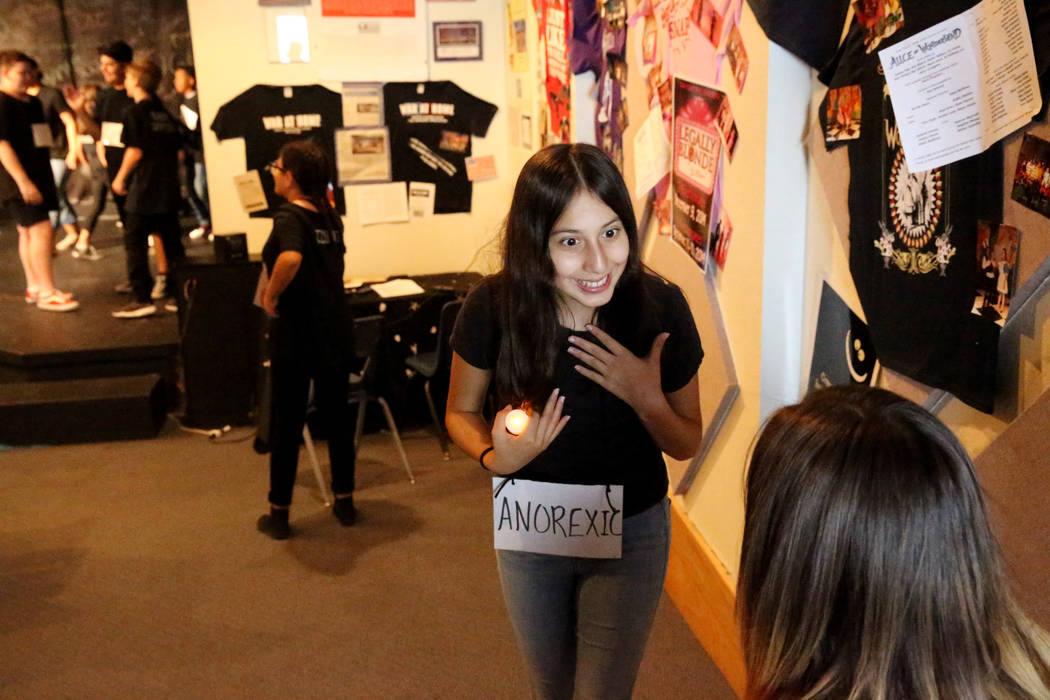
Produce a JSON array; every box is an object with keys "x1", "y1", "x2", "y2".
[
  {"x1": 127, "y1": 60, "x2": 161, "y2": 95},
  {"x1": 739, "y1": 385, "x2": 1050, "y2": 699},
  {"x1": 278, "y1": 139, "x2": 330, "y2": 203}
]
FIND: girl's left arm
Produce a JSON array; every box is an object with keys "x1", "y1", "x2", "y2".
[{"x1": 569, "y1": 325, "x2": 702, "y2": 460}]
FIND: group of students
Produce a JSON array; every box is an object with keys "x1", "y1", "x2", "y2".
[
  {"x1": 255, "y1": 141, "x2": 1050, "y2": 698},
  {"x1": 0, "y1": 41, "x2": 210, "y2": 318}
]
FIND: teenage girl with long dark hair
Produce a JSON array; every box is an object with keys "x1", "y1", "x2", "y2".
[
  {"x1": 739, "y1": 385, "x2": 1050, "y2": 699},
  {"x1": 446, "y1": 143, "x2": 704, "y2": 698},
  {"x1": 257, "y1": 139, "x2": 356, "y2": 539}
]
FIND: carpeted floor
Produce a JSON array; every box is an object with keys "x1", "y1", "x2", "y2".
[{"x1": 0, "y1": 424, "x2": 735, "y2": 699}]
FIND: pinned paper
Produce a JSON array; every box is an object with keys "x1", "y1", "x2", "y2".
[
  {"x1": 31, "y1": 123, "x2": 54, "y2": 149},
  {"x1": 233, "y1": 171, "x2": 268, "y2": 213},
  {"x1": 179, "y1": 104, "x2": 199, "y2": 131},
  {"x1": 408, "y1": 181, "x2": 435, "y2": 218},
  {"x1": 465, "y1": 154, "x2": 498, "y2": 181},
  {"x1": 100, "y1": 121, "x2": 124, "y2": 147},
  {"x1": 352, "y1": 181, "x2": 408, "y2": 225}
]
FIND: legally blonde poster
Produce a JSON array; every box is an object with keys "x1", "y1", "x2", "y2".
[{"x1": 671, "y1": 77, "x2": 725, "y2": 270}]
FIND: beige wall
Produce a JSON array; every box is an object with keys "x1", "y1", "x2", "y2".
[{"x1": 187, "y1": 0, "x2": 513, "y2": 280}]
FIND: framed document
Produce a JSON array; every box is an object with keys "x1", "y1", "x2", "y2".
[
  {"x1": 335, "y1": 126, "x2": 392, "y2": 185},
  {"x1": 433, "y1": 21, "x2": 483, "y2": 61}
]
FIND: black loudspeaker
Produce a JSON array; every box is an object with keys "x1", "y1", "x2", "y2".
[{"x1": 175, "y1": 258, "x2": 263, "y2": 428}]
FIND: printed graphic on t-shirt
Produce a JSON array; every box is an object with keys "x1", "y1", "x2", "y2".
[
  {"x1": 439, "y1": 130, "x2": 469, "y2": 152},
  {"x1": 877, "y1": 83, "x2": 951, "y2": 276}
]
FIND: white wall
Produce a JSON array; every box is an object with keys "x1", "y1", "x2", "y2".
[{"x1": 187, "y1": 0, "x2": 513, "y2": 280}]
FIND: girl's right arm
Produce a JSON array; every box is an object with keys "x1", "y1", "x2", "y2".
[{"x1": 445, "y1": 352, "x2": 569, "y2": 475}]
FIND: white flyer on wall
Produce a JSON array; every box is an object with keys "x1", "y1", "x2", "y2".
[
  {"x1": 352, "y1": 181, "x2": 408, "y2": 226},
  {"x1": 878, "y1": 0, "x2": 1041, "y2": 172},
  {"x1": 234, "y1": 171, "x2": 269, "y2": 213},
  {"x1": 408, "y1": 181, "x2": 435, "y2": 218}
]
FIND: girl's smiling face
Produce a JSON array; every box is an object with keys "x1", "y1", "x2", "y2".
[{"x1": 547, "y1": 188, "x2": 629, "y2": 329}]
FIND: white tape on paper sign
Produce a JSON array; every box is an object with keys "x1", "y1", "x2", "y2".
[{"x1": 492, "y1": 478, "x2": 623, "y2": 559}]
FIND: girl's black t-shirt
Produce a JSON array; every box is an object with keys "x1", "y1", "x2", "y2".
[
  {"x1": 263, "y1": 203, "x2": 353, "y2": 366},
  {"x1": 452, "y1": 274, "x2": 704, "y2": 517},
  {"x1": 0, "y1": 92, "x2": 58, "y2": 207}
]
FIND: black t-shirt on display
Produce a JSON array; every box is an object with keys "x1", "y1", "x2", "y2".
[
  {"x1": 211, "y1": 84, "x2": 344, "y2": 217},
  {"x1": 451, "y1": 275, "x2": 703, "y2": 517},
  {"x1": 746, "y1": 0, "x2": 851, "y2": 73},
  {"x1": 382, "y1": 81, "x2": 498, "y2": 214},
  {"x1": 262, "y1": 203, "x2": 354, "y2": 367},
  {"x1": 36, "y1": 85, "x2": 71, "y2": 159},
  {"x1": 122, "y1": 96, "x2": 183, "y2": 214},
  {"x1": 95, "y1": 86, "x2": 135, "y2": 183},
  {"x1": 0, "y1": 92, "x2": 58, "y2": 208},
  {"x1": 824, "y1": 0, "x2": 1003, "y2": 412}
]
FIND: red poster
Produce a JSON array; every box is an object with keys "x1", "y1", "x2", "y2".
[
  {"x1": 321, "y1": 0, "x2": 414, "y2": 17},
  {"x1": 540, "y1": 0, "x2": 571, "y2": 143},
  {"x1": 671, "y1": 77, "x2": 724, "y2": 270}
]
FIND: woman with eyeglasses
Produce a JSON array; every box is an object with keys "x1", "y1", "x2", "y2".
[{"x1": 256, "y1": 139, "x2": 356, "y2": 539}]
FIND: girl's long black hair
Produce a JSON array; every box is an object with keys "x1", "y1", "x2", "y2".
[
  {"x1": 495, "y1": 143, "x2": 661, "y2": 406},
  {"x1": 278, "y1": 139, "x2": 344, "y2": 251}
]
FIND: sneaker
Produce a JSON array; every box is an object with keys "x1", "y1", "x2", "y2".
[
  {"x1": 189, "y1": 225, "x2": 211, "y2": 240},
  {"x1": 55, "y1": 231, "x2": 78, "y2": 251},
  {"x1": 72, "y1": 243, "x2": 102, "y2": 260},
  {"x1": 332, "y1": 497, "x2": 357, "y2": 526},
  {"x1": 257, "y1": 510, "x2": 291, "y2": 540},
  {"x1": 111, "y1": 301, "x2": 157, "y2": 319},
  {"x1": 150, "y1": 274, "x2": 168, "y2": 300},
  {"x1": 36, "y1": 290, "x2": 79, "y2": 312},
  {"x1": 163, "y1": 300, "x2": 178, "y2": 313},
  {"x1": 114, "y1": 281, "x2": 133, "y2": 294}
]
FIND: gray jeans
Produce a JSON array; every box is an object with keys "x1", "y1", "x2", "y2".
[{"x1": 496, "y1": 497, "x2": 670, "y2": 700}]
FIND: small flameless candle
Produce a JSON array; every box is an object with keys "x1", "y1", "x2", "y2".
[{"x1": 505, "y1": 409, "x2": 530, "y2": 436}]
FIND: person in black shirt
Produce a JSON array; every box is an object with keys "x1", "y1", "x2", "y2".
[
  {"x1": 257, "y1": 139, "x2": 357, "y2": 540},
  {"x1": 0, "y1": 51, "x2": 79, "y2": 312},
  {"x1": 446, "y1": 144, "x2": 703, "y2": 698},
  {"x1": 110, "y1": 60, "x2": 184, "y2": 318},
  {"x1": 94, "y1": 41, "x2": 133, "y2": 236},
  {"x1": 25, "y1": 59, "x2": 84, "y2": 251},
  {"x1": 173, "y1": 65, "x2": 210, "y2": 240}
]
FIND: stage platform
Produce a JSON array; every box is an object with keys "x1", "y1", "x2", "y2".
[{"x1": 0, "y1": 204, "x2": 210, "y2": 444}]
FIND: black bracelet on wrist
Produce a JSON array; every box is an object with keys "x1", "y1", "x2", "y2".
[{"x1": 479, "y1": 446, "x2": 495, "y2": 471}]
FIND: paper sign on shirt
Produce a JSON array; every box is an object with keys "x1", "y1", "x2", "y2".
[
  {"x1": 408, "y1": 181, "x2": 435, "y2": 217},
  {"x1": 234, "y1": 171, "x2": 269, "y2": 213},
  {"x1": 878, "y1": 0, "x2": 1041, "y2": 172},
  {"x1": 492, "y1": 478, "x2": 624, "y2": 559},
  {"x1": 100, "y1": 121, "x2": 124, "y2": 147},
  {"x1": 31, "y1": 123, "x2": 54, "y2": 149},
  {"x1": 179, "y1": 104, "x2": 199, "y2": 131},
  {"x1": 465, "y1": 154, "x2": 497, "y2": 181}
]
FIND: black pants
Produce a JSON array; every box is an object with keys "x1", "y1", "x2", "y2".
[
  {"x1": 125, "y1": 210, "x2": 184, "y2": 303},
  {"x1": 269, "y1": 333, "x2": 356, "y2": 507}
]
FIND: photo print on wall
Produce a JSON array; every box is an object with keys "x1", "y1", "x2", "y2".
[{"x1": 971, "y1": 221, "x2": 1021, "y2": 327}]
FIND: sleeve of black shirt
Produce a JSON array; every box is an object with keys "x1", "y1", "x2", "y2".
[
  {"x1": 461, "y1": 87, "x2": 498, "y2": 138},
  {"x1": 121, "y1": 105, "x2": 146, "y2": 150},
  {"x1": 271, "y1": 208, "x2": 308, "y2": 256},
  {"x1": 0, "y1": 98, "x2": 14, "y2": 143},
  {"x1": 451, "y1": 277, "x2": 500, "y2": 370},
  {"x1": 210, "y1": 90, "x2": 245, "y2": 141},
  {"x1": 657, "y1": 282, "x2": 704, "y2": 393}
]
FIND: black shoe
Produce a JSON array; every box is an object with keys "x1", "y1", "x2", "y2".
[
  {"x1": 114, "y1": 281, "x2": 132, "y2": 294},
  {"x1": 257, "y1": 510, "x2": 291, "y2": 539},
  {"x1": 332, "y1": 497, "x2": 357, "y2": 526},
  {"x1": 112, "y1": 301, "x2": 157, "y2": 319}
]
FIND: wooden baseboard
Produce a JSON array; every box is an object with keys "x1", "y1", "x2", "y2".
[{"x1": 665, "y1": 496, "x2": 747, "y2": 698}]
